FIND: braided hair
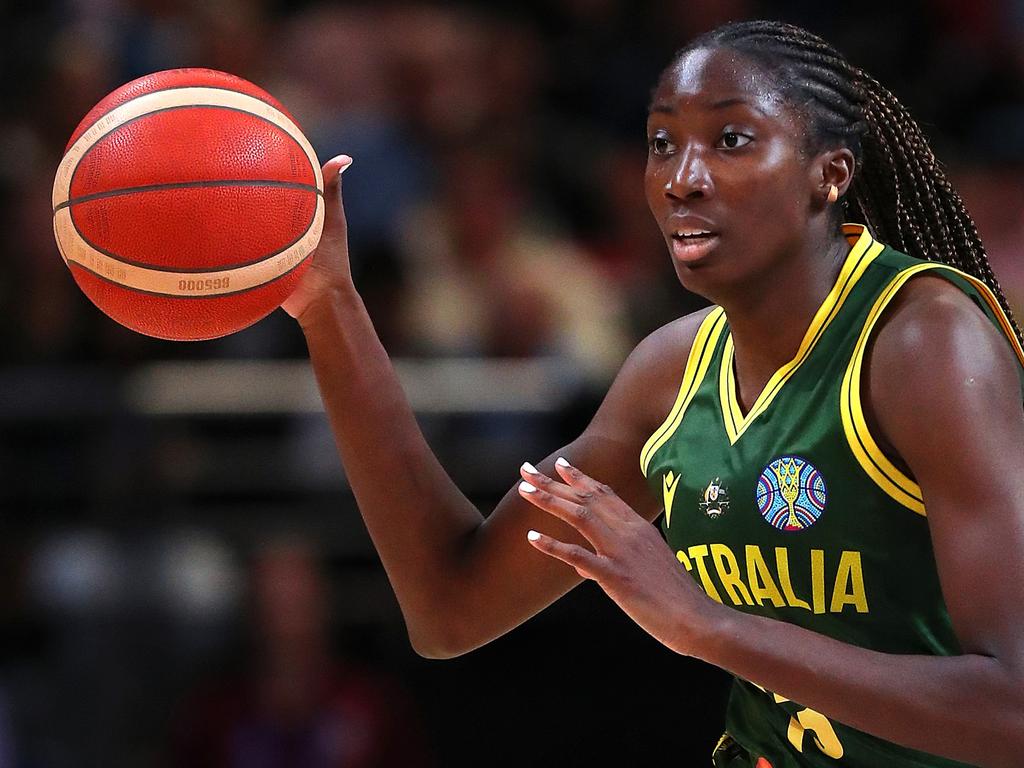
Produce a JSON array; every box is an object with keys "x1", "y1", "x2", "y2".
[{"x1": 669, "y1": 20, "x2": 1023, "y2": 344}]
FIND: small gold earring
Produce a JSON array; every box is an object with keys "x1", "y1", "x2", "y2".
[{"x1": 827, "y1": 184, "x2": 839, "y2": 203}]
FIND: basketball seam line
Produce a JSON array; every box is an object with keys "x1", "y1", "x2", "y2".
[
  {"x1": 64, "y1": 195, "x2": 319, "y2": 274},
  {"x1": 53, "y1": 179, "x2": 323, "y2": 213},
  {"x1": 66, "y1": 103, "x2": 317, "y2": 206},
  {"x1": 67, "y1": 81, "x2": 291, "y2": 149}
]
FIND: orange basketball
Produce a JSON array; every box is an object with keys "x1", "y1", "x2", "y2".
[{"x1": 51, "y1": 68, "x2": 324, "y2": 341}]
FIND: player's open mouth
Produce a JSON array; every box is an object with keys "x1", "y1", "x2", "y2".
[{"x1": 670, "y1": 230, "x2": 720, "y2": 263}]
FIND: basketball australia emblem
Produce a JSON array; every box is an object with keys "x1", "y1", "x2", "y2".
[
  {"x1": 756, "y1": 456, "x2": 827, "y2": 531},
  {"x1": 699, "y1": 477, "x2": 730, "y2": 519}
]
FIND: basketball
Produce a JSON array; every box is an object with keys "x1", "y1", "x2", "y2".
[{"x1": 51, "y1": 68, "x2": 324, "y2": 341}]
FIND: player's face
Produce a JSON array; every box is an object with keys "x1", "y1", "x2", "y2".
[{"x1": 645, "y1": 46, "x2": 817, "y2": 300}]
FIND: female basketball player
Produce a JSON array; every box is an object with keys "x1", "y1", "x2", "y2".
[{"x1": 283, "y1": 21, "x2": 1024, "y2": 768}]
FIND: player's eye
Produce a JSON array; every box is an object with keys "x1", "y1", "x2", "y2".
[
  {"x1": 649, "y1": 134, "x2": 676, "y2": 156},
  {"x1": 717, "y1": 131, "x2": 752, "y2": 150}
]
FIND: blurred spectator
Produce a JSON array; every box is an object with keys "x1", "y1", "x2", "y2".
[
  {"x1": 396, "y1": 144, "x2": 632, "y2": 382},
  {"x1": 272, "y1": 5, "x2": 431, "y2": 254},
  {"x1": 954, "y1": 165, "x2": 1024, "y2": 315},
  {"x1": 172, "y1": 540, "x2": 432, "y2": 768}
]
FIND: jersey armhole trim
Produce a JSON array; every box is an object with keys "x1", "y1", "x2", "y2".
[
  {"x1": 640, "y1": 307, "x2": 727, "y2": 477},
  {"x1": 840, "y1": 262, "x2": 1024, "y2": 517}
]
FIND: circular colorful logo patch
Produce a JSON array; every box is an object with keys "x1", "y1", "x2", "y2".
[{"x1": 756, "y1": 456, "x2": 827, "y2": 532}]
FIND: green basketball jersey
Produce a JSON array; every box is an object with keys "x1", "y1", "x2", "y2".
[{"x1": 641, "y1": 224, "x2": 1024, "y2": 768}]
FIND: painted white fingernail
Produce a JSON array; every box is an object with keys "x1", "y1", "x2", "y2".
[
  {"x1": 519, "y1": 481, "x2": 537, "y2": 493},
  {"x1": 527, "y1": 530, "x2": 541, "y2": 541},
  {"x1": 555, "y1": 457, "x2": 571, "y2": 468},
  {"x1": 330, "y1": 154, "x2": 353, "y2": 172},
  {"x1": 521, "y1": 461, "x2": 539, "y2": 475}
]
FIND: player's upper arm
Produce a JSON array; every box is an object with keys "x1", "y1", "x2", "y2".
[
  {"x1": 429, "y1": 308, "x2": 713, "y2": 656},
  {"x1": 865, "y1": 275, "x2": 1024, "y2": 665}
]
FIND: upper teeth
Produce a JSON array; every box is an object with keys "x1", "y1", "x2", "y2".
[{"x1": 676, "y1": 230, "x2": 712, "y2": 238}]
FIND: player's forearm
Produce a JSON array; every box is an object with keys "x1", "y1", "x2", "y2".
[
  {"x1": 695, "y1": 605, "x2": 1024, "y2": 767},
  {"x1": 298, "y1": 286, "x2": 485, "y2": 651}
]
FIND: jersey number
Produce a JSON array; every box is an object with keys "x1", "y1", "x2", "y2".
[
  {"x1": 756, "y1": 685, "x2": 845, "y2": 759},
  {"x1": 787, "y1": 706, "x2": 844, "y2": 759}
]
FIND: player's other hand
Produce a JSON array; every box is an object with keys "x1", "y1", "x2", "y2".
[
  {"x1": 281, "y1": 154, "x2": 354, "y2": 323},
  {"x1": 519, "y1": 458, "x2": 721, "y2": 658}
]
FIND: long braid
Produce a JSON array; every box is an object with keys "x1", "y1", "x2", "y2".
[{"x1": 674, "y1": 20, "x2": 1023, "y2": 345}]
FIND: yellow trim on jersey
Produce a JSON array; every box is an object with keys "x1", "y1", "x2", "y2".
[
  {"x1": 719, "y1": 333, "x2": 742, "y2": 440},
  {"x1": 840, "y1": 261, "x2": 1023, "y2": 516},
  {"x1": 941, "y1": 266, "x2": 1024, "y2": 367},
  {"x1": 640, "y1": 308, "x2": 727, "y2": 477},
  {"x1": 719, "y1": 225, "x2": 884, "y2": 445},
  {"x1": 841, "y1": 266, "x2": 930, "y2": 515}
]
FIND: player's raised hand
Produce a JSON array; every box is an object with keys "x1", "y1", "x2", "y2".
[
  {"x1": 282, "y1": 154, "x2": 354, "y2": 322},
  {"x1": 518, "y1": 457, "x2": 721, "y2": 658}
]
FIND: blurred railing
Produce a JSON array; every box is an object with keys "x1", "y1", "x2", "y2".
[
  {"x1": 0, "y1": 358, "x2": 583, "y2": 417},
  {"x1": 122, "y1": 358, "x2": 582, "y2": 415},
  {"x1": 0, "y1": 358, "x2": 594, "y2": 532}
]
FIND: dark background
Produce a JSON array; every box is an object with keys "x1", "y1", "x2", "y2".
[{"x1": 1, "y1": 0, "x2": 1023, "y2": 766}]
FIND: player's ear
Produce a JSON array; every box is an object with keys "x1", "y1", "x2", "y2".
[{"x1": 814, "y1": 148, "x2": 855, "y2": 203}]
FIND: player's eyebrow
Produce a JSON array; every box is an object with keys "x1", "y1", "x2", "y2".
[
  {"x1": 709, "y1": 97, "x2": 767, "y2": 115},
  {"x1": 648, "y1": 96, "x2": 768, "y2": 116}
]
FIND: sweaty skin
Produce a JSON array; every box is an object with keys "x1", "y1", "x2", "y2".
[{"x1": 288, "y1": 46, "x2": 1024, "y2": 767}]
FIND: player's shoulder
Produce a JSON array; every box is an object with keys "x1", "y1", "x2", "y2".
[
  {"x1": 861, "y1": 269, "x2": 1024, "y2": 511},
  {"x1": 867, "y1": 272, "x2": 1020, "y2": 413},
  {"x1": 627, "y1": 305, "x2": 718, "y2": 375},
  {"x1": 607, "y1": 306, "x2": 718, "y2": 425},
  {"x1": 871, "y1": 273, "x2": 1011, "y2": 366}
]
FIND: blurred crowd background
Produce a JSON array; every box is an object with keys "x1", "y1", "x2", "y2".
[{"x1": 1, "y1": 0, "x2": 1023, "y2": 766}]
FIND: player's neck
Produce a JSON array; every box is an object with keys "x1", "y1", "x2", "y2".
[{"x1": 723, "y1": 231, "x2": 849, "y2": 385}]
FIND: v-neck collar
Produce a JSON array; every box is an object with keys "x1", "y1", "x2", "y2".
[{"x1": 718, "y1": 224, "x2": 884, "y2": 445}]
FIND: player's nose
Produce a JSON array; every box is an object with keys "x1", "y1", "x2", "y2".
[{"x1": 664, "y1": 145, "x2": 714, "y2": 201}]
